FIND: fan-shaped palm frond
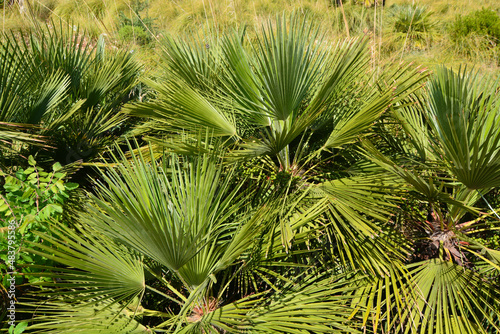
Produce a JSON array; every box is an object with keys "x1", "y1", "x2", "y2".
[
  {"x1": 22, "y1": 139, "x2": 371, "y2": 333},
  {"x1": 132, "y1": 79, "x2": 237, "y2": 138},
  {"x1": 427, "y1": 67, "x2": 500, "y2": 190},
  {"x1": 24, "y1": 301, "x2": 150, "y2": 334},
  {"x1": 309, "y1": 175, "x2": 409, "y2": 276},
  {"x1": 83, "y1": 141, "x2": 268, "y2": 289},
  {"x1": 357, "y1": 65, "x2": 500, "y2": 334},
  {"x1": 25, "y1": 222, "x2": 145, "y2": 308},
  {"x1": 0, "y1": 35, "x2": 68, "y2": 152},
  {"x1": 401, "y1": 259, "x2": 500, "y2": 334},
  {"x1": 198, "y1": 271, "x2": 362, "y2": 334},
  {"x1": 391, "y1": 102, "x2": 434, "y2": 162},
  {"x1": 161, "y1": 29, "x2": 222, "y2": 91}
]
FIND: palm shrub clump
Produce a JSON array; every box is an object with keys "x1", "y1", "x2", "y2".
[
  {"x1": 2, "y1": 15, "x2": 500, "y2": 334},
  {"x1": 0, "y1": 23, "x2": 142, "y2": 331},
  {"x1": 21, "y1": 144, "x2": 365, "y2": 333},
  {"x1": 364, "y1": 65, "x2": 500, "y2": 332},
  {"x1": 0, "y1": 23, "x2": 142, "y2": 168},
  {"x1": 387, "y1": 4, "x2": 435, "y2": 51}
]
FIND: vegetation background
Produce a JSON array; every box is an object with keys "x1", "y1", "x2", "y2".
[
  {"x1": 1, "y1": 0, "x2": 500, "y2": 74},
  {"x1": 1, "y1": 0, "x2": 500, "y2": 333}
]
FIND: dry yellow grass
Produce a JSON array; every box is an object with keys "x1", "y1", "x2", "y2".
[{"x1": 1, "y1": 0, "x2": 499, "y2": 73}]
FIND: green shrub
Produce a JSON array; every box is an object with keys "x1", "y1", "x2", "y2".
[
  {"x1": 0, "y1": 156, "x2": 78, "y2": 285},
  {"x1": 116, "y1": 0, "x2": 155, "y2": 45},
  {"x1": 118, "y1": 24, "x2": 151, "y2": 45},
  {"x1": 450, "y1": 8, "x2": 500, "y2": 43},
  {"x1": 449, "y1": 9, "x2": 500, "y2": 62}
]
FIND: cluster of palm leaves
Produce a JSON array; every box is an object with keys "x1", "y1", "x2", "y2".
[
  {"x1": 0, "y1": 22, "x2": 141, "y2": 167},
  {"x1": 4, "y1": 15, "x2": 500, "y2": 334},
  {"x1": 387, "y1": 4, "x2": 435, "y2": 50}
]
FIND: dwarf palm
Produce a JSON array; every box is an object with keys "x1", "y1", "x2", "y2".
[
  {"x1": 23, "y1": 143, "x2": 365, "y2": 333},
  {"x1": 0, "y1": 23, "x2": 142, "y2": 167},
  {"x1": 357, "y1": 67, "x2": 500, "y2": 333},
  {"x1": 127, "y1": 15, "x2": 427, "y2": 277},
  {"x1": 0, "y1": 33, "x2": 67, "y2": 156},
  {"x1": 18, "y1": 16, "x2": 500, "y2": 334},
  {"x1": 128, "y1": 15, "x2": 425, "y2": 172}
]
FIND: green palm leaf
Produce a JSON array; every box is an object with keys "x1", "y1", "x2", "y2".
[
  {"x1": 427, "y1": 67, "x2": 500, "y2": 189},
  {"x1": 311, "y1": 175, "x2": 407, "y2": 276},
  {"x1": 349, "y1": 267, "x2": 415, "y2": 334},
  {"x1": 391, "y1": 102, "x2": 434, "y2": 162},
  {"x1": 128, "y1": 79, "x2": 237, "y2": 137},
  {"x1": 25, "y1": 222, "x2": 145, "y2": 307},
  {"x1": 363, "y1": 140, "x2": 480, "y2": 213},
  {"x1": 241, "y1": 272, "x2": 361, "y2": 334},
  {"x1": 0, "y1": 22, "x2": 142, "y2": 162},
  {"x1": 161, "y1": 30, "x2": 221, "y2": 91},
  {"x1": 401, "y1": 259, "x2": 500, "y2": 334},
  {"x1": 249, "y1": 15, "x2": 325, "y2": 121},
  {"x1": 85, "y1": 142, "x2": 265, "y2": 288},
  {"x1": 173, "y1": 271, "x2": 362, "y2": 334},
  {"x1": 24, "y1": 301, "x2": 150, "y2": 334},
  {"x1": 323, "y1": 62, "x2": 427, "y2": 149}
]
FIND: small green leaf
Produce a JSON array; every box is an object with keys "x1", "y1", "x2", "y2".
[
  {"x1": 19, "y1": 215, "x2": 35, "y2": 234},
  {"x1": 65, "y1": 182, "x2": 79, "y2": 190},
  {"x1": 37, "y1": 204, "x2": 63, "y2": 221},
  {"x1": 58, "y1": 190, "x2": 69, "y2": 199},
  {"x1": 55, "y1": 180, "x2": 65, "y2": 191},
  {"x1": 21, "y1": 189, "x2": 34, "y2": 200},
  {"x1": 0, "y1": 203, "x2": 9, "y2": 212},
  {"x1": 23, "y1": 167, "x2": 35, "y2": 175},
  {"x1": 52, "y1": 162, "x2": 62, "y2": 172},
  {"x1": 51, "y1": 204, "x2": 63, "y2": 213},
  {"x1": 14, "y1": 321, "x2": 28, "y2": 334},
  {"x1": 28, "y1": 155, "x2": 36, "y2": 167},
  {"x1": 20, "y1": 253, "x2": 33, "y2": 263},
  {"x1": 15, "y1": 170, "x2": 24, "y2": 180}
]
